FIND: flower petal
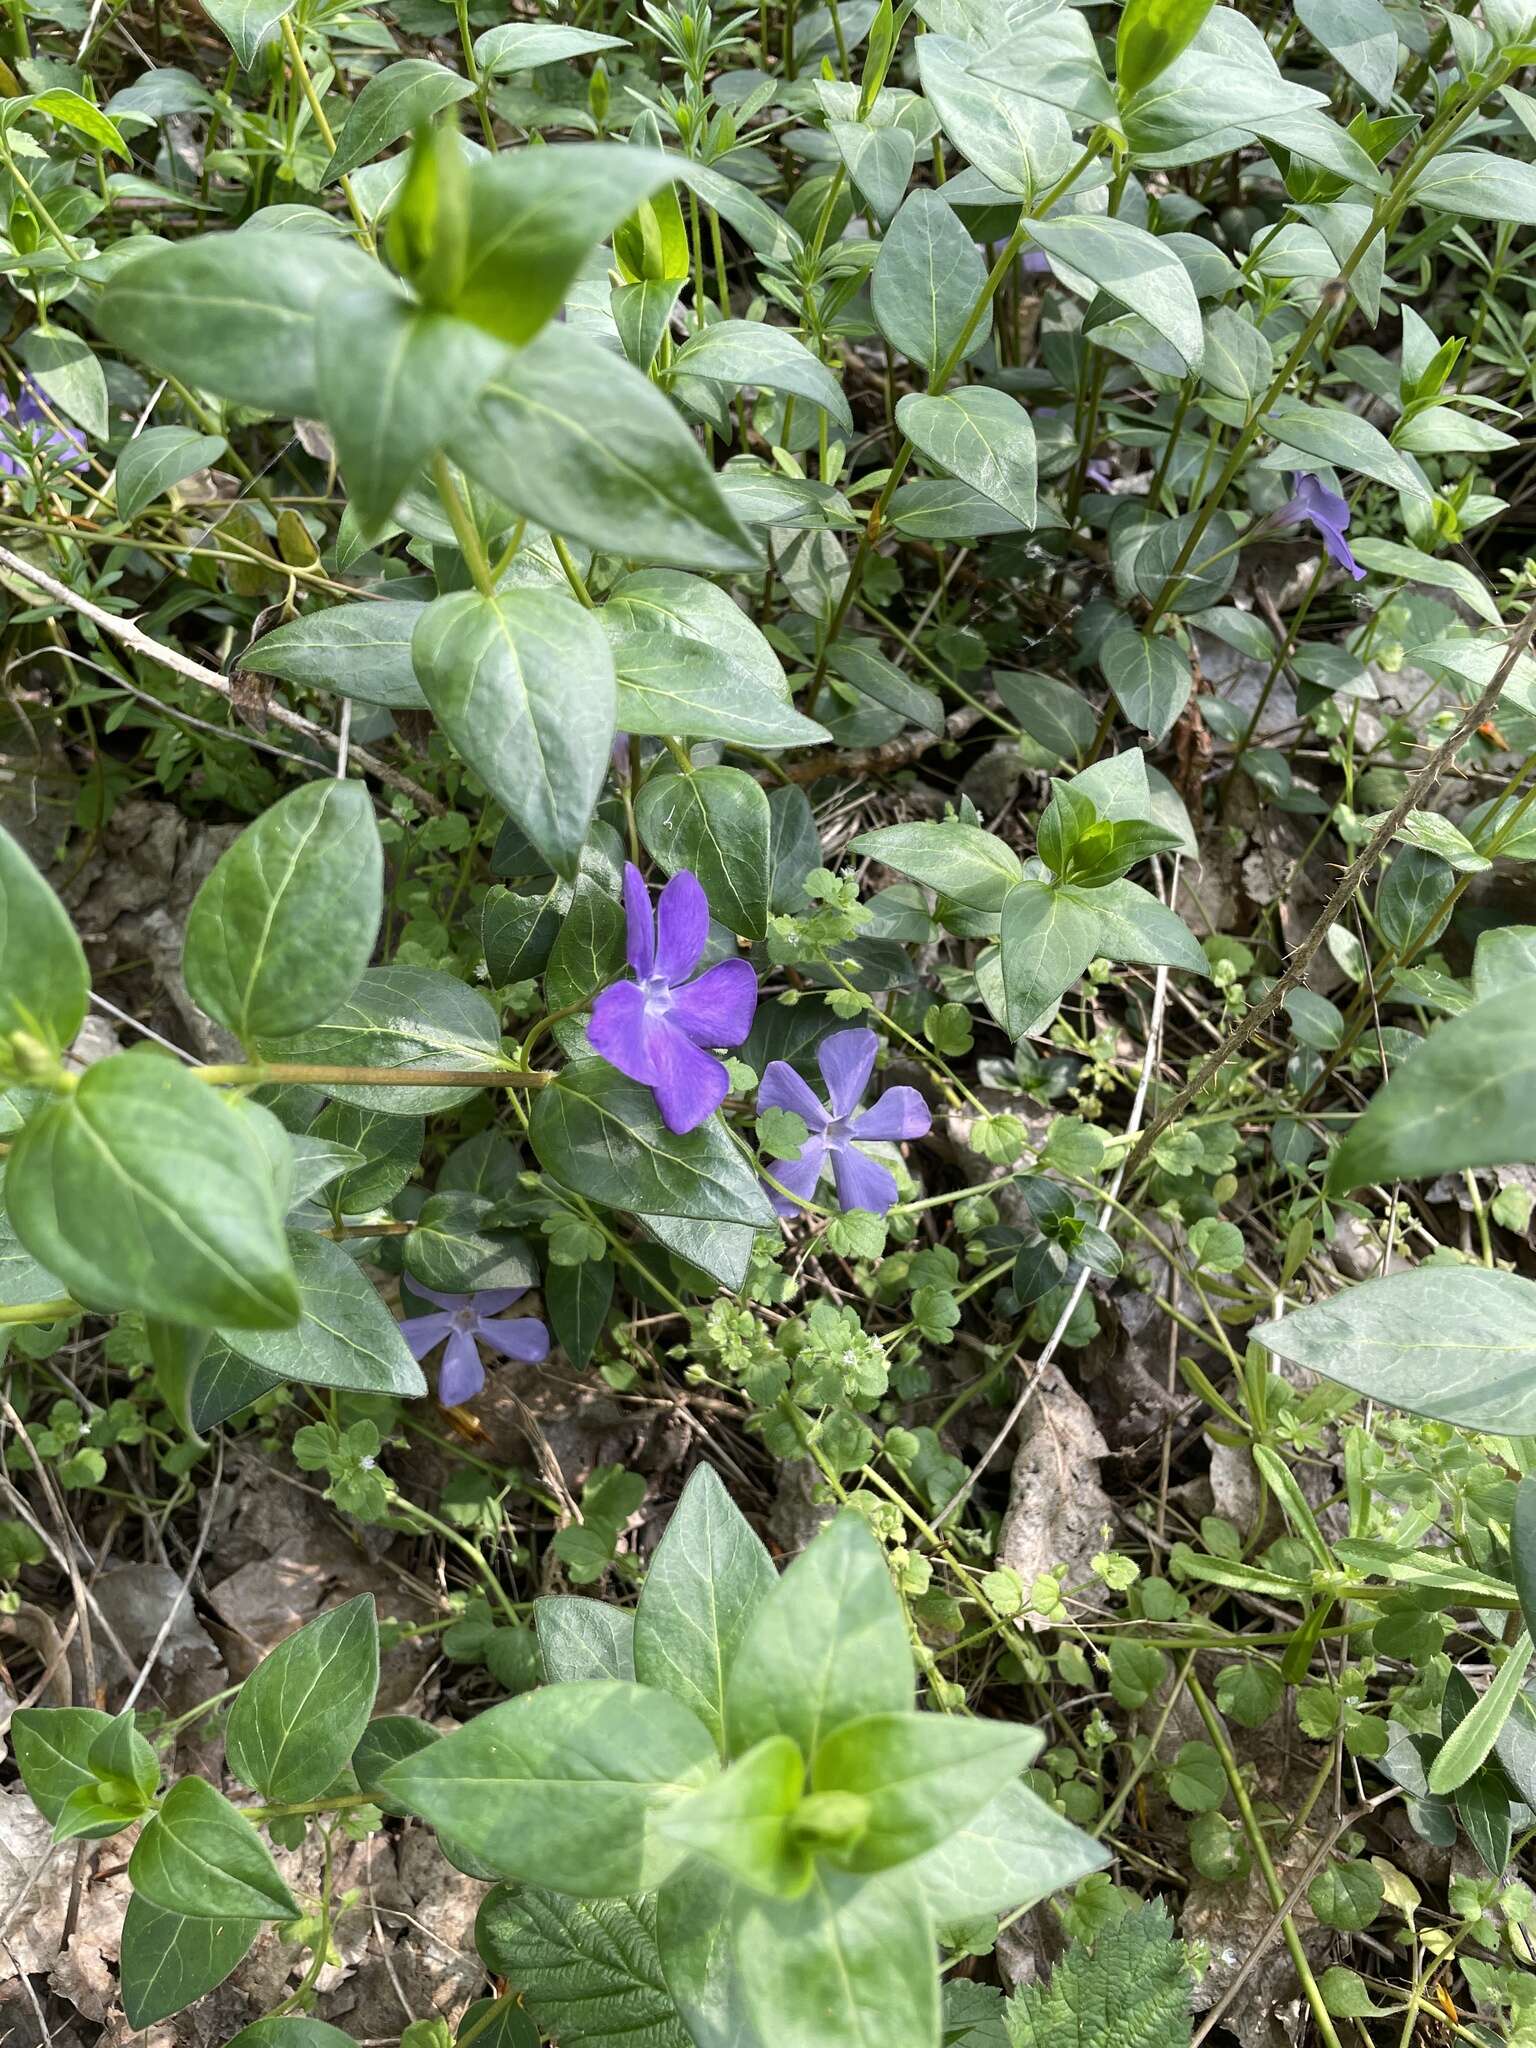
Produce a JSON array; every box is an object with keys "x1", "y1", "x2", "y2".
[
  {"x1": 757, "y1": 1059, "x2": 829, "y2": 1132},
  {"x1": 831, "y1": 1141, "x2": 899, "y2": 1216},
  {"x1": 817, "y1": 1028, "x2": 878, "y2": 1120},
  {"x1": 397, "y1": 1312, "x2": 454, "y2": 1361},
  {"x1": 402, "y1": 1283, "x2": 471, "y2": 1312},
  {"x1": 589, "y1": 980, "x2": 659, "y2": 1086},
  {"x1": 848, "y1": 1085, "x2": 931, "y2": 1144},
  {"x1": 623, "y1": 863, "x2": 654, "y2": 979},
  {"x1": 438, "y1": 1329, "x2": 485, "y2": 1405},
  {"x1": 479, "y1": 1315, "x2": 551, "y2": 1363},
  {"x1": 469, "y1": 1288, "x2": 528, "y2": 1318},
  {"x1": 669, "y1": 958, "x2": 757, "y2": 1050},
  {"x1": 645, "y1": 1016, "x2": 731, "y2": 1134},
  {"x1": 765, "y1": 1136, "x2": 829, "y2": 1217},
  {"x1": 654, "y1": 868, "x2": 709, "y2": 984}
]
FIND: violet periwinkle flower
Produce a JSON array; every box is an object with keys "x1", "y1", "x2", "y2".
[
  {"x1": 588, "y1": 864, "x2": 757, "y2": 1136},
  {"x1": 398, "y1": 1285, "x2": 550, "y2": 1407},
  {"x1": 759, "y1": 1027, "x2": 931, "y2": 1217},
  {"x1": 0, "y1": 377, "x2": 88, "y2": 479},
  {"x1": 1275, "y1": 472, "x2": 1365, "y2": 582}
]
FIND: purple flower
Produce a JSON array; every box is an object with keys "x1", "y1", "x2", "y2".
[
  {"x1": 0, "y1": 377, "x2": 89, "y2": 479},
  {"x1": 1021, "y1": 248, "x2": 1052, "y2": 274},
  {"x1": 759, "y1": 1027, "x2": 930, "y2": 1217},
  {"x1": 398, "y1": 1285, "x2": 550, "y2": 1407},
  {"x1": 588, "y1": 864, "x2": 757, "y2": 1136},
  {"x1": 1275, "y1": 472, "x2": 1365, "y2": 582}
]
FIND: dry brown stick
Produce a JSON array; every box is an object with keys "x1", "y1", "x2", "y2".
[
  {"x1": 1124, "y1": 599, "x2": 1536, "y2": 1180},
  {"x1": 0, "y1": 545, "x2": 444, "y2": 815},
  {"x1": 776, "y1": 703, "x2": 986, "y2": 784}
]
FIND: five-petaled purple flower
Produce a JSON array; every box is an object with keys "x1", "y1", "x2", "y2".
[
  {"x1": 398, "y1": 1285, "x2": 550, "y2": 1407},
  {"x1": 759, "y1": 1027, "x2": 931, "y2": 1217},
  {"x1": 589, "y1": 865, "x2": 757, "y2": 1136},
  {"x1": 1275, "y1": 472, "x2": 1365, "y2": 582},
  {"x1": 0, "y1": 377, "x2": 88, "y2": 479}
]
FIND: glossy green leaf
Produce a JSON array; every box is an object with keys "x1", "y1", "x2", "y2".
[
  {"x1": 531, "y1": 1063, "x2": 775, "y2": 1227},
  {"x1": 1254, "y1": 1267, "x2": 1536, "y2": 1432},
  {"x1": 1413, "y1": 151, "x2": 1536, "y2": 226},
  {"x1": 7, "y1": 1056, "x2": 297, "y2": 1329},
  {"x1": 259, "y1": 965, "x2": 505, "y2": 1114},
  {"x1": 850, "y1": 820, "x2": 1021, "y2": 912},
  {"x1": 457, "y1": 328, "x2": 758, "y2": 572},
  {"x1": 872, "y1": 188, "x2": 991, "y2": 376},
  {"x1": 732, "y1": 1865, "x2": 938, "y2": 2048},
  {"x1": 184, "y1": 780, "x2": 382, "y2": 1044},
  {"x1": 1429, "y1": 1635, "x2": 1534, "y2": 1795},
  {"x1": 11, "y1": 1708, "x2": 113, "y2": 1828},
  {"x1": 536, "y1": 1596, "x2": 637, "y2": 1683},
  {"x1": 474, "y1": 22, "x2": 628, "y2": 70},
  {"x1": 226, "y1": 1593, "x2": 379, "y2": 1802},
  {"x1": 1027, "y1": 214, "x2": 1204, "y2": 373},
  {"x1": 673, "y1": 319, "x2": 853, "y2": 431},
  {"x1": 380, "y1": 1680, "x2": 718, "y2": 1895},
  {"x1": 1098, "y1": 624, "x2": 1192, "y2": 743},
  {"x1": 725, "y1": 1512, "x2": 913, "y2": 1759},
  {"x1": 215, "y1": 1228, "x2": 427, "y2": 1397},
  {"x1": 0, "y1": 825, "x2": 89, "y2": 1052},
  {"x1": 243, "y1": 600, "x2": 429, "y2": 710},
  {"x1": 114, "y1": 425, "x2": 226, "y2": 521},
  {"x1": 896, "y1": 387, "x2": 1036, "y2": 527},
  {"x1": 323, "y1": 59, "x2": 474, "y2": 184},
  {"x1": 130, "y1": 1776, "x2": 299, "y2": 1921},
  {"x1": 811, "y1": 1712, "x2": 1040, "y2": 1872},
  {"x1": 1265, "y1": 398, "x2": 1430, "y2": 499},
  {"x1": 998, "y1": 879, "x2": 1100, "y2": 1036},
  {"x1": 201, "y1": 0, "x2": 294, "y2": 64},
  {"x1": 413, "y1": 588, "x2": 616, "y2": 876},
  {"x1": 634, "y1": 1463, "x2": 777, "y2": 1748},
  {"x1": 635, "y1": 766, "x2": 771, "y2": 939},
  {"x1": 119, "y1": 1893, "x2": 260, "y2": 2028}
]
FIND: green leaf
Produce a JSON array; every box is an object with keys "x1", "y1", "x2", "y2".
[
  {"x1": 11, "y1": 1707, "x2": 113, "y2": 1828},
  {"x1": 1264, "y1": 399, "x2": 1430, "y2": 500},
  {"x1": 129, "y1": 1776, "x2": 299, "y2": 1921},
  {"x1": 828, "y1": 643, "x2": 945, "y2": 738},
  {"x1": 406, "y1": 1192, "x2": 538, "y2": 1293},
  {"x1": 1307, "y1": 1860, "x2": 1385, "y2": 1932},
  {"x1": 1098, "y1": 625, "x2": 1191, "y2": 743},
  {"x1": 258, "y1": 965, "x2": 504, "y2": 1114},
  {"x1": 1026, "y1": 215, "x2": 1203, "y2": 374},
  {"x1": 380, "y1": 1680, "x2": 718, "y2": 1896},
  {"x1": 531, "y1": 1063, "x2": 776, "y2": 1228},
  {"x1": 605, "y1": 570, "x2": 787, "y2": 709},
  {"x1": 476, "y1": 1886, "x2": 692, "y2": 2048},
  {"x1": 828, "y1": 119, "x2": 915, "y2": 225},
  {"x1": 454, "y1": 143, "x2": 671, "y2": 344},
  {"x1": 243, "y1": 601, "x2": 428, "y2": 710},
  {"x1": 201, "y1": 0, "x2": 294, "y2": 64},
  {"x1": 1005, "y1": 1901, "x2": 1193, "y2": 2048},
  {"x1": 1413, "y1": 150, "x2": 1536, "y2": 226},
  {"x1": 634, "y1": 1463, "x2": 778, "y2": 1748},
  {"x1": 118, "y1": 1892, "x2": 260, "y2": 2028},
  {"x1": 905, "y1": 1778, "x2": 1107, "y2": 1919},
  {"x1": 1115, "y1": 0, "x2": 1217, "y2": 98},
  {"x1": 323, "y1": 59, "x2": 474, "y2": 184},
  {"x1": 7, "y1": 1056, "x2": 297, "y2": 1329},
  {"x1": 872, "y1": 188, "x2": 991, "y2": 377},
  {"x1": 94, "y1": 229, "x2": 375, "y2": 415},
  {"x1": 184, "y1": 780, "x2": 382, "y2": 1045},
  {"x1": 318, "y1": 290, "x2": 508, "y2": 534},
  {"x1": 812, "y1": 1711, "x2": 1041, "y2": 1872},
  {"x1": 0, "y1": 825, "x2": 89, "y2": 1052},
  {"x1": 655, "y1": 1863, "x2": 765, "y2": 2048},
  {"x1": 998, "y1": 879, "x2": 1100, "y2": 1036},
  {"x1": 1429, "y1": 1635, "x2": 1534, "y2": 1795},
  {"x1": 88, "y1": 1708, "x2": 160, "y2": 1808},
  {"x1": 1082, "y1": 880, "x2": 1208, "y2": 974},
  {"x1": 536, "y1": 1596, "x2": 637, "y2": 1683},
  {"x1": 13, "y1": 328, "x2": 105, "y2": 439},
  {"x1": 216, "y1": 1229, "x2": 427, "y2": 1398},
  {"x1": 226, "y1": 1594, "x2": 380, "y2": 1803},
  {"x1": 673, "y1": 319, "x2": 853, "y2": 432},
  {"x1": 657, "y1": 1734, "x2": 809, "y2": 1896},
  {"x1": 225, "y1": 2024, "x2": 358, "y2": 2048},
  {"x1": 1327, "y1": 984, "x2": 1536, "y2": 1193},
  {"x1": 26, "y1": 86, "x2": 128, "y2": 154},
  {"x1": 604, "y1": 635, "x2": 826, "y2": 750},
  {"x1": 457, "y1": 328, "x2": 758, "y2": 571},
  {"x1": 412, "y1": 588, "x2": 616, "y2": 882},
  {"x1": 972, "y1": 12, "x2": 1117, "y2": 125},
  {"x1": 850, "y1": 820, "x2": 1021, "y2": 912},
  {"x1": 635, "y1": 766, "x2": 770, "y2": 940},
  {"x1": 896, "y1": 388, "x2": 1036, "y2": 528},
  {"x1": 733, "y1": 1865, "x2": 938, "y2": 2048},
  {"x1": 1513, "y1": 1477, "x2": 1536, "y2": 1643},
  {"x1": 474, "y1": 23, "x2": 628, "y2": 70},
  {"x1": 725, "y1": 1512, "x2": 913, "y2": 1759},
  {"x1": 915, "y1": 33, "x2": 1073, "y2": 201},
  {"x1": 994, "y1": 671, "x2": 1097, "y2": 762},
  {"x1": 115, "y1": 426, "x2": 227, "y2": 522},
  {"x1": 1253, "y1": 1267, "x2": 1536, "y2": 1432},
  {"x1": 546, "y1": 1255, "x2": 614, "y2": 1367}
]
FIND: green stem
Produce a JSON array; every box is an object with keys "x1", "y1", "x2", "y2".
[
  {"x1": 433, "y1": 452, "x2": 497, "y2": 598},
  {"x1": 279, "y1": 15, "x2": 375, "y2": 249}
]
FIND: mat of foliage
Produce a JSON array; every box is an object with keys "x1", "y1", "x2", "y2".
[{"x1": 3, "y1": 0, "x2": 1536, "y2": 2043}]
